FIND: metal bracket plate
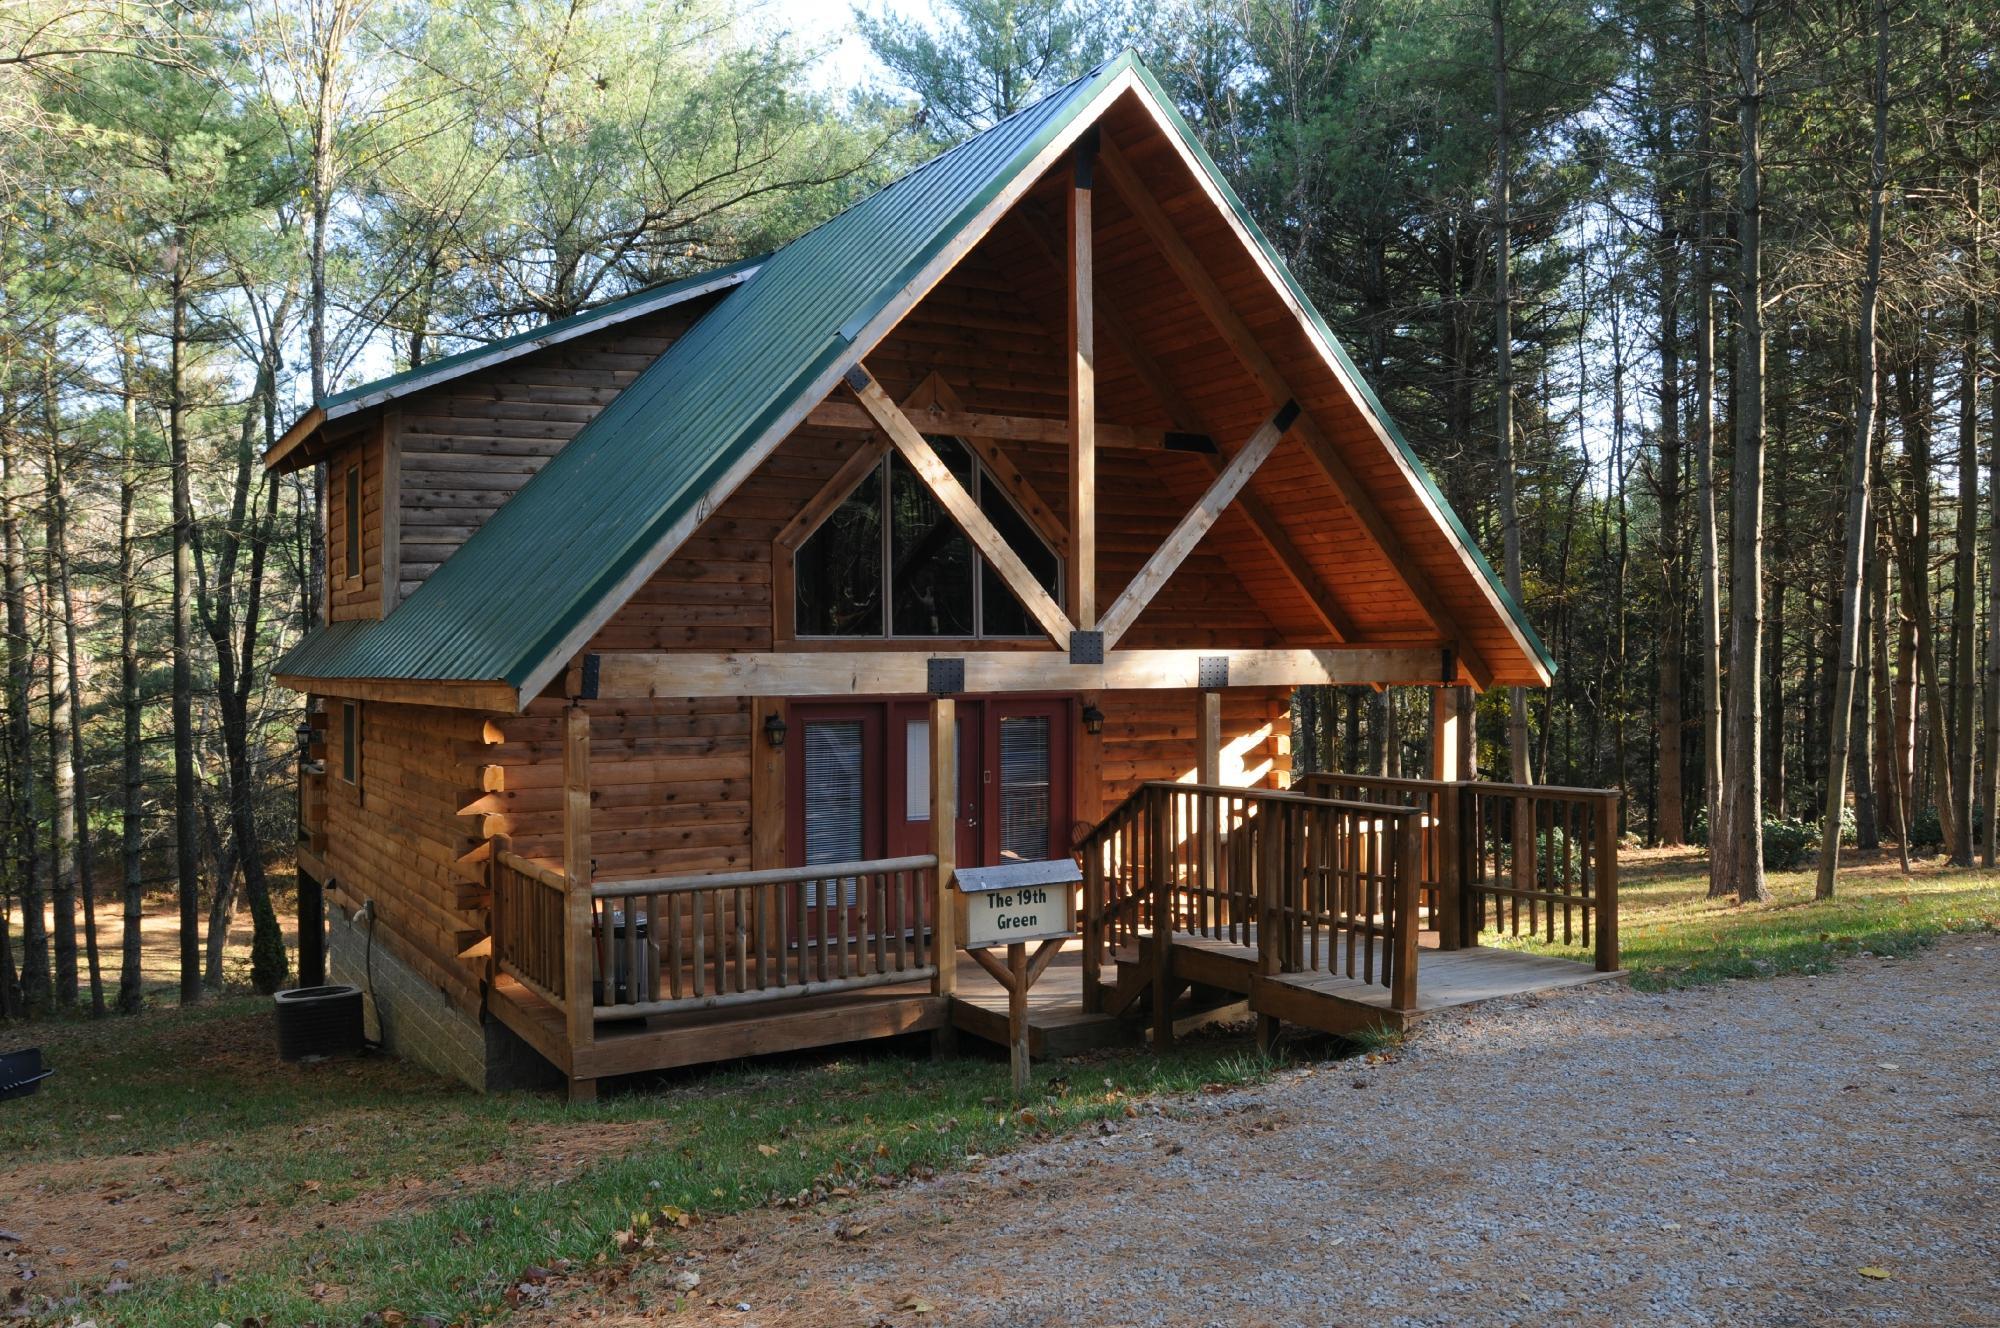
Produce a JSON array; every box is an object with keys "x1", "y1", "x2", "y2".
[
  {"x1": 1197, "y1": 656, "x2": 1229, "y2": 690},
  {"x1": 927, "y1": 657, "x2": 965, "y2": 695},
  {"x1": 1069, "y1": 630, "x2": 1104, "y2": 665}
]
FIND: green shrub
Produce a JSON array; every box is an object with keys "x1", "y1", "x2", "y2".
[
  {"x1": 1684, "y1": 808, "x2": 1818, "y2": 869},
  {"x1": 1907, "y1": 806, "x2": 1944, "y2": 853},
  {"x1": 1760, "y1": 817, "x2": 1818, "y2": 871}
]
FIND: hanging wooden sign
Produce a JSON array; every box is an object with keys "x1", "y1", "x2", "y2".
[{"x1": 953, "y1": 858, "x2": 1079, "y2": 949}]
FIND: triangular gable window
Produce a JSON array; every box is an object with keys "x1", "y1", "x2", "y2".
[{"x1": 795, "y1": 436, "x2": 1062, "y2": 638}]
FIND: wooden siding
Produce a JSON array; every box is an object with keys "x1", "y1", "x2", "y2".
[
  {"x1": 320, "y1": 700, "x2": 492, "y2": 1013},
  {"x1": 586, "y1": 233, "x2": 1285, "y2": 657},
  {"x1": 482, "y1": 696, "x2": 755, "y2": 883},
  {"x1": 1096, "y1": 686, "x2": 1291, "y2": 814},
  {"x1": 395, "y1": 304, "x2": 721, "y2": 603}
]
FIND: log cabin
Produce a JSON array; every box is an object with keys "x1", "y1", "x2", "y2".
[{"x1": 269, "y1": 51, "x2": 1621, "y2": 1099}]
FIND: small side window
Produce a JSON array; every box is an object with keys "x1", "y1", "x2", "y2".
[
  {"x1": 341, "y1": 701, "x2": 361, "y2": 786},
  {"x1": 344, "y1": 464, "x2": 362, "y2": 582}
]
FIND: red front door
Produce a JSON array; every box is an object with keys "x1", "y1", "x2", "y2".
[{"x1": 787, "y1": 696, "x2": 1073, "y2": 873}]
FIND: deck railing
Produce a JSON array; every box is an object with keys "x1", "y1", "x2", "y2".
[
  {"x1": 1080, "y1": 782, "x2": 1425, "y2": 1013},
  {"x1": 488, "y1": 851, "x2": 941, "y2": 1028},
  {"x1": 1298, "y1": 774, "x2": 1620, "y2": 971},
  {"x1": 587, "y1": 857, "x2": 939, "y2": 1020},
  {"x1": 492, "y1": 848, "x2": 572, "y2": 1005}
]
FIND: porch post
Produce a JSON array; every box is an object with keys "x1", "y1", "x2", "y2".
[
  {"x1": 929, "y1": 698, "x2": 957, "y2": 1001},
  {"x1": 1429, "y1": 685, "x2": 1459, "y2": 782},
  {"x1": 1389, "y1": 811, "x2": 1423, "y2": 1012},
  {"x1": 1197, "y1": 689, "x2": 1221, "y2": 920},
  {"x1": 1079, "y1": 689, "x2": 1104, "y2": 1013},
  {"x1": 1430, "y1": 686, "x2": 1467, "y2": 950},
  {"x1": 562, "y1": 702, "x2": 595, "y2": 1093},
  {"x1": 749, "y1": 698, "x2": 786, "y2": 869},
  {"x1": 1068, "y1": 135, "x2": 1097, "y2": 630},
  {"x1": 1594, "y1": 790, "x2": 1621, "y2": 972}
]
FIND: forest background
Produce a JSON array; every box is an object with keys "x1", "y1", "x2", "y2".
[{"x1": 3, "y1": 0, "x2": 1996, "y2": 1016}]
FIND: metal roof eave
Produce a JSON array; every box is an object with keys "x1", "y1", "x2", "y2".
[{"x1": 262, "y1": 259, "x2": 764, "y2": 474}]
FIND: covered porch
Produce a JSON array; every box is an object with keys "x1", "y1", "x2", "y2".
[{"x1": 478, "y1": 693, "x2": 1621, "y2": 1098}]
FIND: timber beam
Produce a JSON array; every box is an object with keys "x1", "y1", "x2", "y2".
[
  {"x1": 1013, "y1": 205, "x2": 1355, "y2": 644},
  {"x1": 1068, "y1": 131, "x2": 1097, "y2": 629},
  {"x1": 1096, "y1": 399, "x2": 1300, "y2": 648},
  {"x1": 803, "y1": 399, "x2": 1205, "y2": 452},
  {"x1": 591, "y1": 646, "x2": 1457, "y2": 699},
  {"x1": 845, "y1": 362, "x2": 1076, "y2": 646},
  {"x1": 1095, "y1": 133, "x2": 1492, "y2": 688}
]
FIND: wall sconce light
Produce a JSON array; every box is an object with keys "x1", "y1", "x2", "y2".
[
  {"x1": 763, "y1": 711, "x2": 789, "y2": 750},
  {"x1": 295, "y1": 719, "x2": 315, "y2": 758},
  {"x1": 1080, "y1": 704, "x2": 1104, "y2": 736}
]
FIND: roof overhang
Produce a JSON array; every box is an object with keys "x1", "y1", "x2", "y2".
[{"x1": 264, "y1": 261, "x2": 763, "y2": 475}]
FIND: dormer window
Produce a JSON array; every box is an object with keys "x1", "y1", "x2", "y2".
[{"x1": 794, "y1": 437, "x2": 1060, "y2": 639}]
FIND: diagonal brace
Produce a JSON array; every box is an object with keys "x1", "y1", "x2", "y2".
[
  {"x1": 845, "y1": 363, "x2": 1075, "y2": 646},
  {"x1": 1096, "y1": 400, "x2": 1300, "y2": 649}
]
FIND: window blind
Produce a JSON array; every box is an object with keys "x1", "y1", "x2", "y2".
[
  {"x1": 802, "y1": 720, "x2": 864, "y2": 907},
  {"x1": 997, "y1": 715, "x2": 1050, "y2": 863}
]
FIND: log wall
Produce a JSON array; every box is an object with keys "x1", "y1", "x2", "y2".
[
  {"x1": 476, "y1": 695, "x2": 754, "y2": 882},
  {"x1": 320, "y1": 699, "x2": 494, "y2": 1014},
  {"x1": 395, "y1": 305, "x2": 719, "y2": 603}
]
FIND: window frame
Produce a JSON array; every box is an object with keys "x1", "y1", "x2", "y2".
[
  {"x1": 340, "y1": 700, "x2": 361, "y2": 788},
  {"x1": 343, "y1": 463, "x2": 362, "y2": 584},
  {"x1": 792, "y1": 439, "x2": 1062, "y2": 642}
]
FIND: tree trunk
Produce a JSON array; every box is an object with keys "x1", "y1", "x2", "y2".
[
  {"x1": 1, "y1": 362, "x2": 48, "y2": 1014},
  {"x1": 170, "y1": 243, "x2": 202, "y2": 1005},
  {"x1": 1723, "y1": 0, "x2": 1769, "y2": 902},
  {"x1": 118, "y1": 345, "x2": 145, "y2": 1015},
  {"x1": 1817, "y1": 0, "x2": 1889, "y2": 897},
  {"x1": 1654, "y1": 126, "x2": 1686, "y2": 845},
  {"x1": 41, "y1": 357, "x2": 80, "y2": 1008},
  {"x1": 1949, "y1": 179, "x2": 1980, "y2": 866},
  {"x1": 1985, "y1": 311, "x2": 2000, "y2": 865},
  {"x1": 1492, "y1": 0, "x2": 1534, "y2": 785},
  {"x1": 1692, "y1": 0, "x2": 1727, "y2": 891}
]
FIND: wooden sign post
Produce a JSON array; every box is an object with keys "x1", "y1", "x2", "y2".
[{"x1": 954, "y1": 859, "x2": 1080, "y2": 1097}]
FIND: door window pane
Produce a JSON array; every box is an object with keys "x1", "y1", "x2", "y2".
[
  {"x1": 997, "y1": 715, "x2": 1051, "y2": 862},
  {"x1": 905, "y1": 720, "x2": 929, "y2": 821},
  {"x1": 796, "y1": 471, "x2": 883, "y2": 635},
  {"x1": 803, "y1": 721, "x2": 864, "y2": 905},
  {"x1": 889, "y1": 441, "x2": 975, "y2": 636}
]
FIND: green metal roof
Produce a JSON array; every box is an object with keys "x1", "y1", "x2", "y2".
[
  {"x1": 275, "y1": 54, "x2": 1137, "y2": 696},
  {"x1": 310, "y1": 256, "x2": 763, "y2": 425},
  {"x1": 275, "y1": 49, "x2": 1552, "y2": 701}
]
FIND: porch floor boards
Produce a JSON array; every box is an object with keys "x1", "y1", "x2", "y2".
[
  {"x1": 489, "y1": 936, "x2": 1616, "y2": 1092},
  {"x1": 948, "y1": 942, "x2": 1138, "y2": 1057},
  {"x1": 1155, "y1": 929, "x2": 1620, "y2": 1032}
]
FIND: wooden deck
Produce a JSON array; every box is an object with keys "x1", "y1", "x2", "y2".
[
  {"x1": 489, "y1": 929, "x2": 1613, "y2": 1091},
  {"x1": 1160, "y1": 930, "x2": 1620, "y2": 1034}
]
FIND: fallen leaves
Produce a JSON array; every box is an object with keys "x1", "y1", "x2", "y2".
[{"x1": 1858, "y1": 1266, "x2": 1893, "y2": 1280}]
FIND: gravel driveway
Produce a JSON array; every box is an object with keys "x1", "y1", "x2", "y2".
[{"x1": 541, "y1": 937, "x2": 1999, "y2": 1327}]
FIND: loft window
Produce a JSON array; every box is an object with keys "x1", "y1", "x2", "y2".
[
  {"x1": 344, "y1": 464, "x2": 361, "y2": 582},
  {"x1": 794, "y1": 437, "x2": 1061, "y2": 639},
  {"x1": 340, "y1": 701, "x2": 361, "y2": 786}
]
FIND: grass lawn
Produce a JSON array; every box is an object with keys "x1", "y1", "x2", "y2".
[
  {"x1": 2, "y1": 1001, "x2": 1273, "y2": 1327},
  {"x1": 8, "y1": 849, "x2": 1996, "y2": 1326},
  {"x1": 1492, "y1": 845, "x2": 2000, "y2": 988}
]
